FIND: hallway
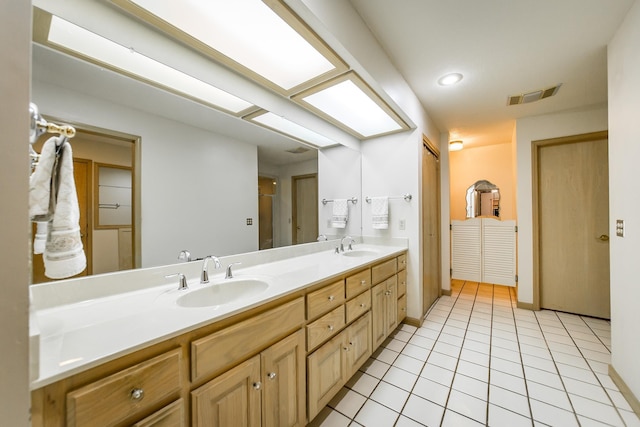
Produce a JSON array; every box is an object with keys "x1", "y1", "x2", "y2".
[{"x1": 310, "y1": 281, "x2": 639, "y2": 426}]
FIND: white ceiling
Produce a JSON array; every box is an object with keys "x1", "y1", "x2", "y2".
[{"x1": 349, "y1": 0, "x2": 635, "y2": 148}]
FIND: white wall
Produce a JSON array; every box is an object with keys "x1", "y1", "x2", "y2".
[
  {"x1": 0, "y1": 0, "x2": 30, "y2": 424},
  {"x1": 515, "y1": 106, "x2": 608, "y2": 304},
  {"x1": 33, "y1": 80, "x2": 259, "y2": 267},
  {"x1": 608, "y1": 0, "x2": 640, "y2": 403}
]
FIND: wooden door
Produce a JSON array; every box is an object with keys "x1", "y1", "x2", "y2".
[
  {"x1": 345, "y1": 312, "x2": 372, "y2": 378},
  {"x1": 258, "y1": 176, "x2": 276, "y2": 250},
  {"x1": 292, "y1": 174, "x2": 318, "y2": 245},
  {"x1": 191, "y1": 356, "x2": 262, "y2": 427},
  {"x1": 422, "y1": 142, "x2": 440, "y2": 315},
  {"x1": 32, "y1": 158, "x2": 91, "y2": 283},
  {"x1": 261, "y1": 330, "x2": 305, "y2": 427},
  {"x1": 307, "y1": 332, "x2": 346, "y2": 421},
  {"x1": 536, "y1": 135, "x2": 610, "y2": 318}
]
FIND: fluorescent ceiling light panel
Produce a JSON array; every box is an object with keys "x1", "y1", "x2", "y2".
[
  {"x1": 296, "y1": 74, "x2": 407, "y2": 139},
  {"x1": 45, "y1": 15, "x2": 253, "y2": 114},
  {"x1": 114, "y1": 0, "x2": 346, "y2": 93},
  {"x1": 247, "y1": 111, "x2": 338, "y2": 148}
]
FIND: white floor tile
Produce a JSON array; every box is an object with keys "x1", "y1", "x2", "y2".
[
  {"x1": 427, "y1": 350, "x2": 459, "y2": 371},
  {"x1": 519, "y1": 344, "x2": 552, "y2": 360},
  {"x1": 490, "y1": 355, "x2": 524, "y2": 377},
  {"x1": 556, "y1": 362, "x2": 599, "y2": 384},
  {"x1": 606, "y1": 388, "x2": 633, "y2": 412},
  {"x1": 595, "y1": 372, "x2": 619, "y2": 390},
  {"x1": 491, "y1": 336, "x2": 520, "y2": 352},
  {"x1": 443, "y1": 409, "x2": 485, "y2": 426},
  {"x1": 372, "y1": 347, "x2": 399, "y2": 365},
  {"x1": 392, "y1": 354, "x2": 424, "y2": 375},
  {"x1": 550, "y1": 351, "x2": 590, "y2": 370},
  {"x1": 465, "y1": 330, "x2": 491, "y2": 343},
  {"x1": 456, "y1": 359, "x2": 489, "y2": 382},
  {"x1": 568, "y1": 394, "x2": 625, "y2": 426},
  {"x1": 452, "y1": 373, "x2": 488, "y2": 400},
  {"x1": 527, "y1": 381, "x2": 573, "y2": 411},
  {"x1": 587, "y1": 358, "x2": 610, "y2": 374},
  {"x1": 489, "y1": 384, "x2": 530, "y2": 417},
  {"x1": 490, "y1": 369, "x2": 528, "y2": 396},
  {"x1": 620, "y1": 410, "x2": 640, "y2": 427},
  {"x1": 408, "y1": 335, "x2": 435, "y2": 350},
  {"x1": 523, "y1": 365, "x2": 564, "y2": 390},
  {"x1": 353, "y1": 399, "x2": 399, "y2": 427},
  {"x1": 488, "y1": 404, "x2": 532, "y2": 427},
  {"x1": 574, "y1": 339, "x2": 610, "y2": 353},
  {"x1": 401, "y1": 394, "x2": 444, "y2": 426},
  {"x1": 530, "y1": 399, "x2": 579, "y2": 427},
  {"x1": 369, "y1": 381, "x2": 409, "y2": 413},
  {"x1": 581, "y1": 349, "x2": 611, "y2": 364},
  {"x1": 442, "y1": 324, "x2": 467, "y2": 338},
  {"x1": 521, "y1": 353, "x2": 557, "y2": 373},
  {"x1": 381, "y1": 366, "x2": 418, "y2": 392},
  {"x1": 381, "y1": 337, "x2": 406, "y2": 353},
  {"x1": 391, "y1": 330, "x2": 414, "y2": 343},
  {"x1": 308, "y1": 406, "x2": 352, "y2": 427},
  {"x1": 491, "y1": 346, "x2": 521, "y2": 363},
  {"x1": 360, "y1": 358, "x2": 390, "y2": 379},
  {"x1": 400, "y1": 343, "x2": 431, "y2": 361},
  {"x1": 438, "y1": 332, "x2": 464, "y2": 347},
  {"x1": 463, "y1": 338, "x2": 490, "y2": 355},
  {"x1": 329, "y1": 388, "x2": 367, "y2": 419},
  {"x1": 562, "y1": 376, "x2": 611, "y2": 404},
  {"x1": 346, "y1": 371, "x2": 380, "y2": 397},
  {"x1": 414, "y1": 327, "x2": 440, "y2": 340},
  {"x1": 412, "y1": 377, "x2": 451, "y2": 406},
  {"x1": 394, "y1": 415, "x2": 426, "y2": 427},
  {"x1": 420, "y1": 362, "x2": 454, "y2": 387},
  {"x1": 446, "y1": 389, "x2": 487, "y2": 424},
  {"x1": 460, "y1": 347, "x2": 490, "y2": 367}
]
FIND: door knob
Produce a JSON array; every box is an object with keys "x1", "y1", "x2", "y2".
[{"x1": 599, "y1": 234, "x2": 609, "y2": 241}]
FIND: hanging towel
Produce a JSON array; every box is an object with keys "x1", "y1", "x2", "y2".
[
  {"x1": 43, "y1": 142, "x2": 86, "y2": 279},
  {"x1": 33, "y1": 221, "x2": 48, "y2": 254},
  {"x1": 29, "y1": 136, "x2": 59, "y2": 221},
  {"x1": 331, "y1": 199, "x2": 348, "y2": 228},
  {"x1": 371, "y1": 196, "x2": 389, "y2": 229}
]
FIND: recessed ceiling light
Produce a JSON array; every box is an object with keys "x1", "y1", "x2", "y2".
[
  {"x1": 438, "y1": 73, "x2": 463, "y2": 86},
  {"x1": 449, "y1": 140, "x2": 463, "y2": 151}
]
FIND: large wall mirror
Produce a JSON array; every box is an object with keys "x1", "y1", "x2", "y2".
[
  {"x1": 465, "y1": 180, "x2": 500, "y2": 218},
  {"x1": 30, "y1": 1, "x2": 362, "y2": 283}
]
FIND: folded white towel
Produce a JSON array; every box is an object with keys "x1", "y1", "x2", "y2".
[
  {"x1": 43, "y1": 142, "x2": 86, "y2": 279},
  {"x1": 331, "y1": 199, "x2": 348, "y2": 228},
  {"x1": 371, "y1": 197, "x2": 389, "y2": 230},
  {"x1": 29, "y1": 136, "x2": 58, "y2": 221}
]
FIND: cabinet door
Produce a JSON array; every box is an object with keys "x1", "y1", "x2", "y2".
[
  {"x1": 345, "y1": 312, "x2": 372, "y2": 378},
  {"x1": 133, "y1": 399, "x2": 185, "y2": 427},
  {"x1": 262, "y1": 330, "x2": 306, "y2": 427},
  {"x1": 371, "y1": 282, "x2": 387, "y2": 349},
  {"x1": 307, "y1": 332, "x2": 347, "y2": 420},
  {"x1": 385, "y1": 276, "x2": 398, "y2": 334},
  {"x1": 191, "y1": 356, "x2": 261, "y2": 427}
]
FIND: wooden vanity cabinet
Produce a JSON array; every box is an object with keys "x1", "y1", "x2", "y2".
[
  {"x1": 397, "y1": 259, "x2": 407, "y2": 323},
  {"x1": 372, "y1": 276, "x2": 398, "y2": 348}
]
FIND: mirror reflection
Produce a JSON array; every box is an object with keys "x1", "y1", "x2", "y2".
[{"x1": 465, "y1": 180, "x2": 500, "y2": 218}]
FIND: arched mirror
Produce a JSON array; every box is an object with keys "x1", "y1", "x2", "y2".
[{"x1": 466, "y1": 180, "x2": 500, "y2": 218}]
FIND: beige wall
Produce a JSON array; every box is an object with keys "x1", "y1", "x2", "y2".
[{"x1": 449, "y1": 143, "x2": 516, "y2": 221}]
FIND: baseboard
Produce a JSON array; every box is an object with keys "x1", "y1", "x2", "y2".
[
  {"x1": 441, "y1": 288, "x2": 451, "y2": 296},
  {"x1": 609, "y1": 364, "x2": 640, "y2": 417},
  {"x1": 404, "y1": 317, "x2": 422, "y2": 328},
  {"x1": 517, "y1": 301, "x2": 535, "y2": 310}
]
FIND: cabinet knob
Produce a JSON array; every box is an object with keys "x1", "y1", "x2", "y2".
[
  {"x1": 267, "y1": 372, "x2": 277, "y2": 380},
  {"x1": 384, "y1": 290, "x2": 391, "y2": 296},
  {"x1": 360, "y1": 303, "x2": 366, "y2": 308},
  {"x1": 253, "y1": 382, "x2": 262, "y2": 390},
  {"x1": 130, "y1": 388, "x2": 144, "y2": 401},
  {"x1": 328, "y1": 325, "x2": 334, "y2": 331},
  {"x1": 343, "y1": 346, "x2": 350, "y2": 352},
  {"x1": 361, "y1": 280, "x2": 366, "y2": 285},
  {"x1": 328, "y1": 295, "x2": 335, "y2": 301}
]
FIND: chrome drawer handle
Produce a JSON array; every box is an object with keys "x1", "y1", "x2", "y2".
[
  {"x1": 130, "y1": 388, "x2": 144, "y2": 401},
  {"x1": 267, "y1": 372, "x2": 277, "y2": 380},
  {"x1": 328, "y1": 325, "x2": 334, "y2": 331},
  {"x1": 328, "y1": 295, "x2": 335, "y2": 301},
  {"x1": 253, "y1": 382, "x2": 262, "y2": 390}
]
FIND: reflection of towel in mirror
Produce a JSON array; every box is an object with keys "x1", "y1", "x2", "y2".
[
  {"x1": 371, "y1": 197, "x2": 389, "y2": 229},
  {"x1": 43, "y1": 142, "x2": 86, "y2": 279},
  {"x1": 29, "y1": 137, "x2": 58, "y2": 221},
  {"x1": 331, "y1": 199, "x2": 348, "y2": 228}
]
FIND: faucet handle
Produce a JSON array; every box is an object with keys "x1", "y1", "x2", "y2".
[
  {"x1": 166, "y1": 273, "x2": 188, "y2": 291},
  {"x1": 317, "y1": 234, "x2": 328, "y2": 241},
  {"x1": 225, "y1": 262, "x2": 242, "y2": 279},
  {"x1": 178, "y1": 250, "x2": 191, "y2": 262}
]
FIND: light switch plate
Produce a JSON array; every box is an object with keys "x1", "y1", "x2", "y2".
[
  {"x1": 616, "y1": 219, "x2": 625, "y2": 237},
  {"x1": 399, "y1": 219, "x2": 406, "y2": 230}
]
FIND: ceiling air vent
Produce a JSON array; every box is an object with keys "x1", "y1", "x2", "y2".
[{"x1": 507, "y1": 84, "x2": 562, "y2": 106}]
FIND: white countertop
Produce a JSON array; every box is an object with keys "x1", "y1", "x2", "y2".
[{"x1": 31, "y1": 242, "x2": 406, "y2": 390}]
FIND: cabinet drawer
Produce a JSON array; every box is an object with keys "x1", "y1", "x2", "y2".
[
  {"x1": 307, "y1": 305, "x2": 345, "y2": 351},
  {"x1": 346, "y1": 269, "x2": 371, "y2": 299},
  {"x1": 372, "y1": 258, "x2": 397, "y2": 284},
  {"x1": 67, "y1": 349, "x2": 182, "y2": 427},
  {"x1": 307, "y1": 280, "x2": 345, "y2": 320},
  {"x1": 398, "y1": 294, "x2": 407, "y2": 324},
  {"x1": 191, "y1": 297, "x2": 304, "y2": 383},
  {"x1": 397, "y1": 253, "x2": 407, "y2": 271},
  {"x1": 397, "y1": 269, "x2": 407, "y2": 297},
  {"x1": 346, "y1": 290, "x2": 371, "y2": 324},
  {"x1": 132, "y1": 398, "x2": 184, "y2": 427}
]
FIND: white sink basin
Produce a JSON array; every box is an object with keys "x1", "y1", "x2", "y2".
[
  {"x1": 341, "y1": 249, "x2": 380, "y2": 258},
  {"x1": 177, "y1": 278, "x2": 269, "y2": 308}
]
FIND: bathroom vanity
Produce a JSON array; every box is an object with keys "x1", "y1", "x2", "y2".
[{"x1": 30, "y1": 241, "x2": 407, "y2": 426}]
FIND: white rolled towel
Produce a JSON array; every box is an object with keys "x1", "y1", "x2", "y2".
[{"x1": 331, "y1": 199, "x2": 348, "y2": 228}]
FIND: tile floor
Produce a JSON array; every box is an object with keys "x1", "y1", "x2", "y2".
[{"x1": 308, "y1": 281, "x2": 640, "y2": 427}]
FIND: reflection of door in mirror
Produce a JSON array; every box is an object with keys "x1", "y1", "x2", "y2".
[
  {"x1": 465, "y1": 180, "x2": 500, "y2": 218},
  {"x1": 258, "y1": 176, "x2": 276, "y2": 250},
  {"x1": 31, "y1": 126, "x2": 136, "y2": 283},
  {"x1": 292, "y1": 174, "x2": 318, "y2": 244}
]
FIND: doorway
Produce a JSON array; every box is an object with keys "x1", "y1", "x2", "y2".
[
  {"x1": 533, "y1": 131, "x2": 610, "y2": 318},
  {"x1": 258, "y1": 176, "x2": 276, "y2": 250},
  {"x1": 292, "y1": 174, "x2": 318, "y2": 245},
  {"x1": 422, "y1": 137, "x2": 441, "y2": 316}
]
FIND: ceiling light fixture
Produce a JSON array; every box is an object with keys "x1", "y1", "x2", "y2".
[
  {"x1": 245, "y1": 110, "x2": 338, "y2": 148},
  {"x1": 293, "y1": 72, "x2": 409, "y2": 139},
  {"x1": 438, "y1": 73, "x2": 463, "y2": 86},
  {"x1": 34, "y1": 10, "x2": 255, "y2": 116},
  {"x1": 449, "y1": 140, "x2": 463, "y2": 151},
  {"x1": 111, "y1": 0, "x2": 347, "y2": 95}
]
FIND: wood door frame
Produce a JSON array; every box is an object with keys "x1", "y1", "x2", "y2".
[
  {"x1": 531, "y1": 130, "x2": 608, "y2": 311},
  {"x1": 75, "y1": 158, "x2": 93, "y2": 276},
  {"x1": 291, "y1": 173, "x2": 318, "y2": 244}
]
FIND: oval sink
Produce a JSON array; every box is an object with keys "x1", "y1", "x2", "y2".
[
  {"x1": 177, "y1": 279, "x2": 269, "y2": 308},
  {"x1": 341, "y1": 249, "x2": 380, "y2": 258}
]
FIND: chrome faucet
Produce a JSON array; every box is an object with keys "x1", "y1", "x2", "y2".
[
  {"x1": 178, "y1": 250, "x2": 191, "y2": 263},
  {"x1": 225, "y1": 262, "x2": 241, "y2": 279},
  {"x1": 317, "y1": 234, "x2": 328, "y2": 241},
  {"x1": 165, "y1": 273, "x2": 188, "y2": 291},
  {"x1": 200, "y1": 255, "x2": 221, "y2": 284},
  {"x1": 340, "y1": 236, "x2": 355, "y2": 252}
]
